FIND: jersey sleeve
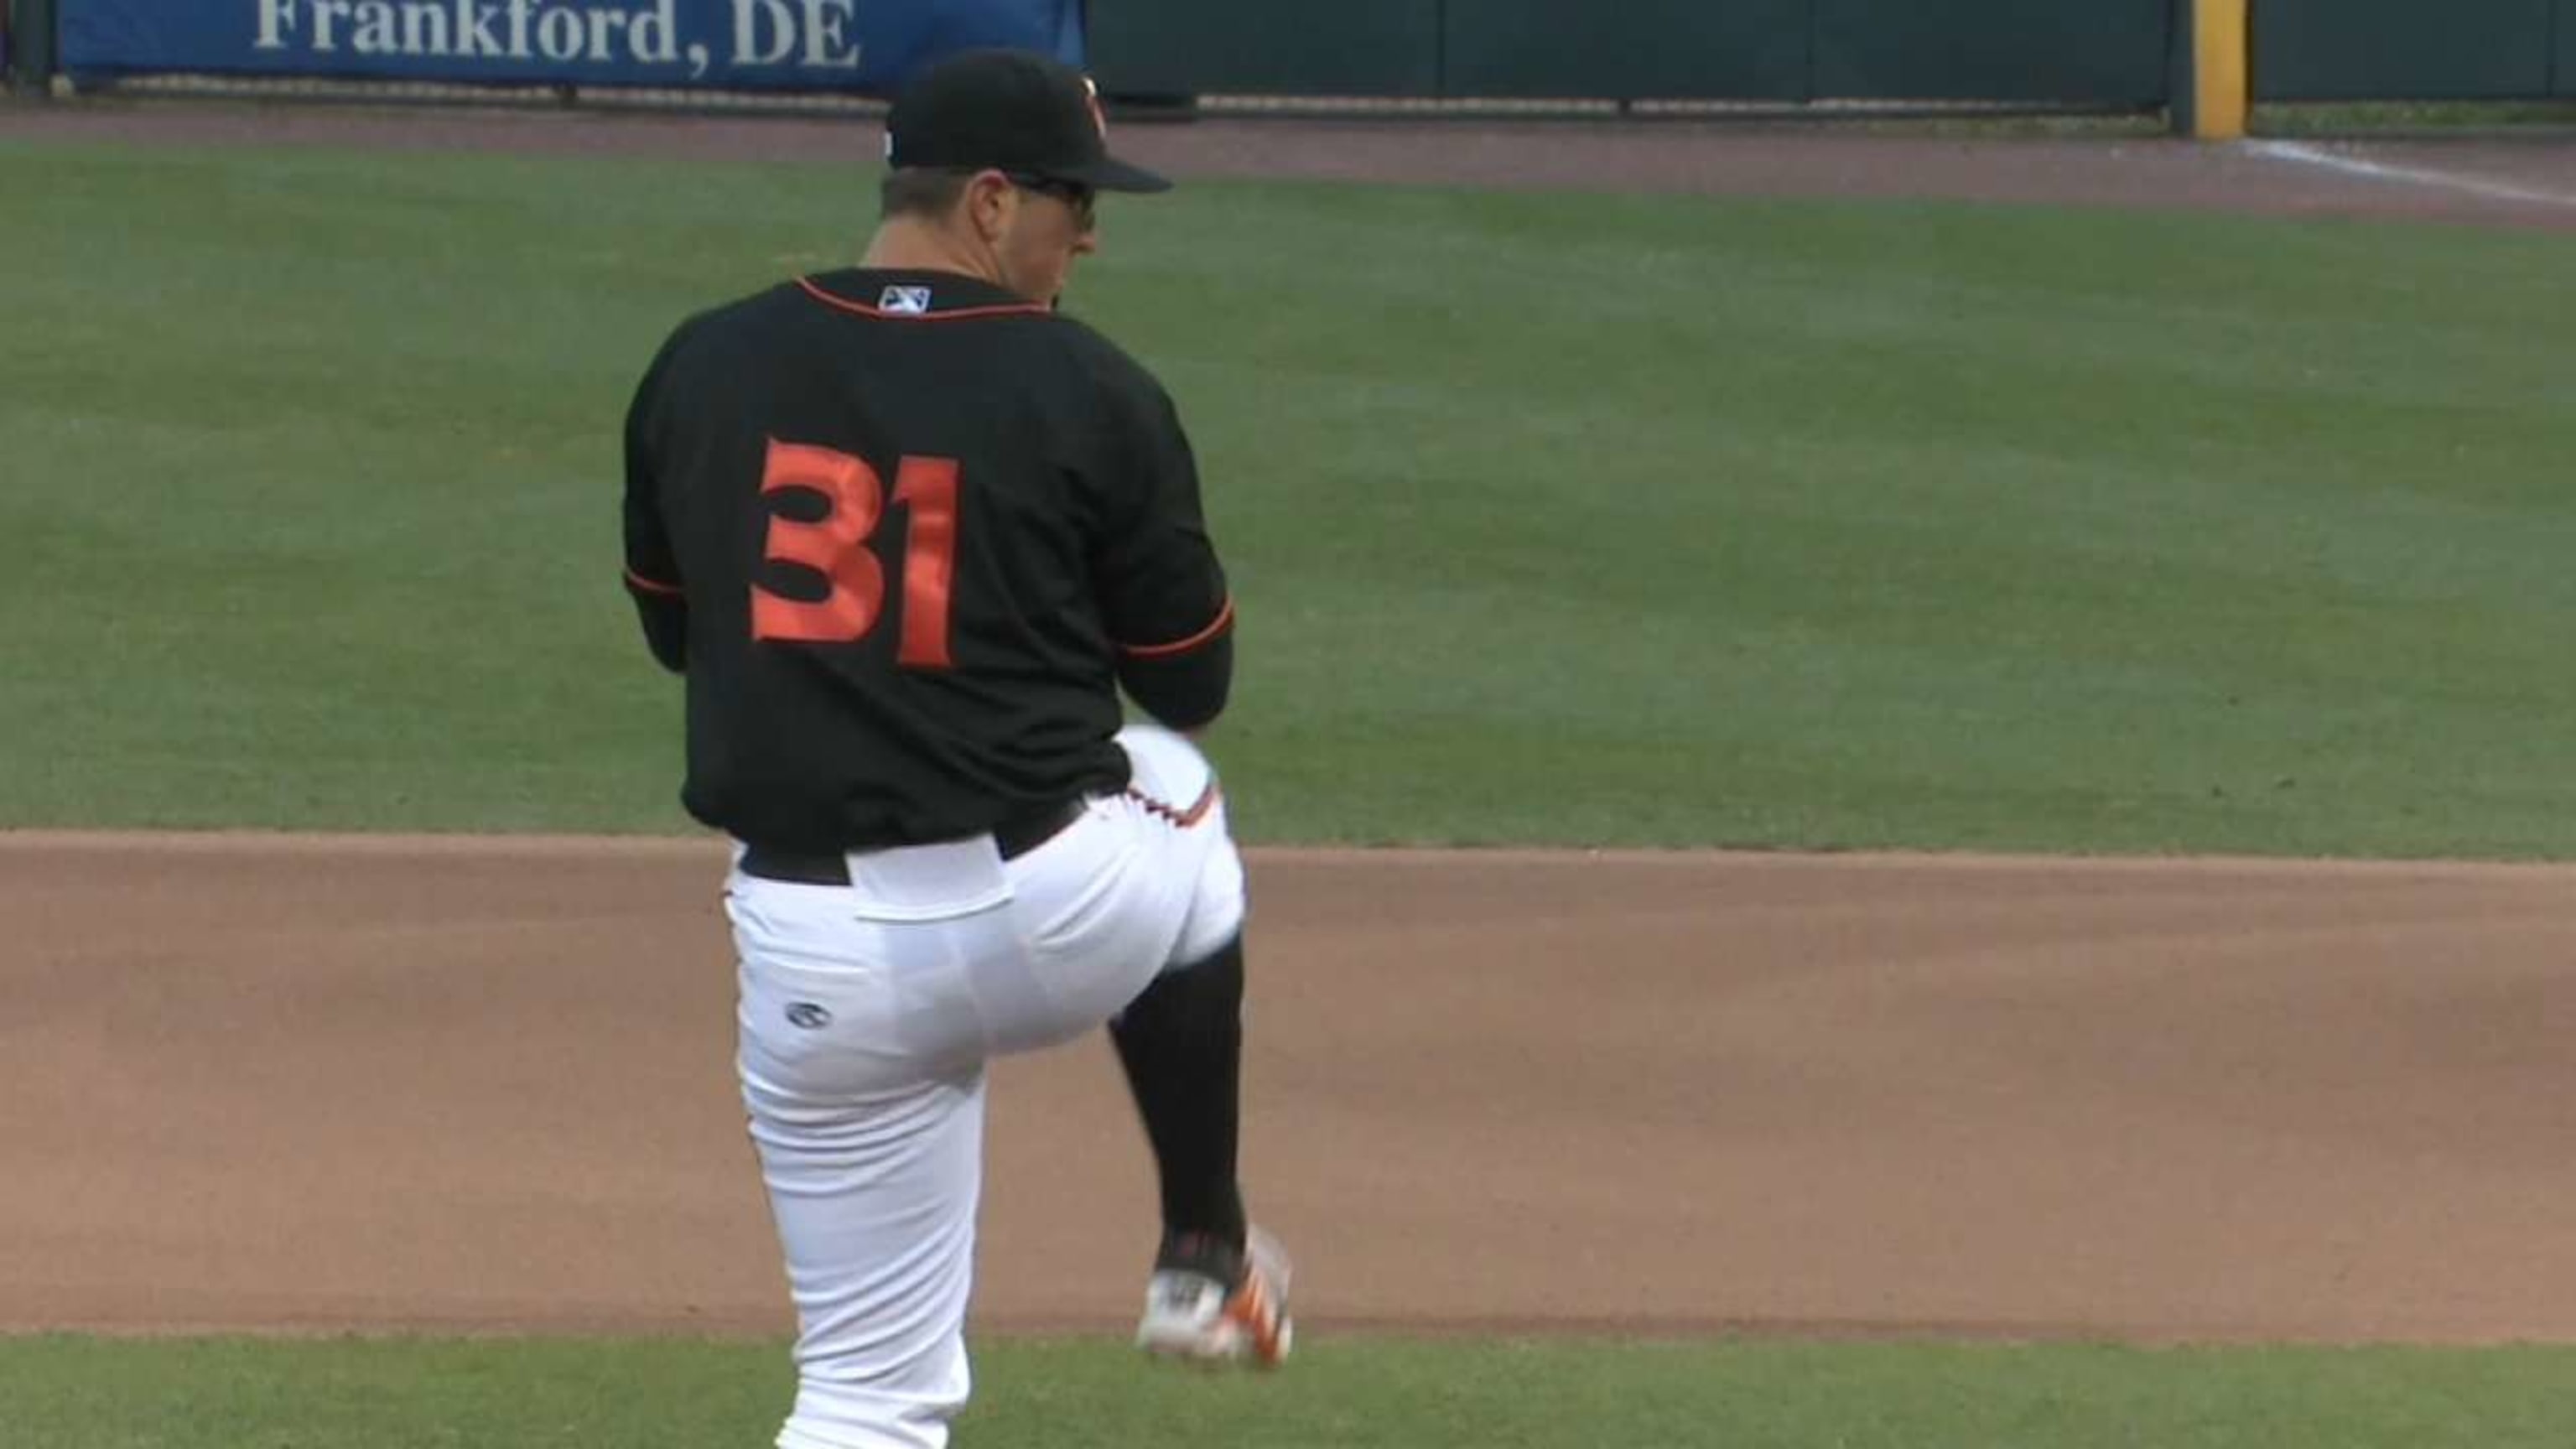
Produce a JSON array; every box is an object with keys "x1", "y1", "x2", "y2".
[
  {"x1": 1090, "y1": 373, "x2": 1233, "y2": 731},
  {"x1": 621, "y1": 330, "x2": 690, "y2": 675}
]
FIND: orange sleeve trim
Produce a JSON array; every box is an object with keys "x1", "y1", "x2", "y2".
[
  {"x1": 1117, "y1": 597, "x2": 1234, "y2": 660},
  {"x1": 624, "y1": 568, "x2": 685, "y2": 597},
  {"x1": 797, "y1": 278, "x2": 1052, "y2": 323}
]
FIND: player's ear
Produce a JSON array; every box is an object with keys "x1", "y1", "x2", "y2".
[{"x1": 963, "y1": 169, "x2": 1017, "y2": 242}]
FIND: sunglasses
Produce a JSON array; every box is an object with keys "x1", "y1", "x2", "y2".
[{"x1": 1007, "y1": 173, "x2": 1098, "y2": 231}]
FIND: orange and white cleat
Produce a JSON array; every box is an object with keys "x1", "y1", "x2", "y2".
[{"x1": 1135, "y1": 1225, "x2": 1294, "y2": 1368}]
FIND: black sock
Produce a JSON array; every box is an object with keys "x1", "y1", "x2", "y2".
[{"x1": 1109, "y1": 935, "x2": 1249, "y2": 1253}]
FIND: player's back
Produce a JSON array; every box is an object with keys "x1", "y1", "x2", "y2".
[{"x1": 626, "y1": 267, "x2": 1171, "y2": 851}]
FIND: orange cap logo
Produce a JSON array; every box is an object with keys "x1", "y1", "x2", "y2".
[{"x1": 1083, "y1": 76, "x2": 1109, "y2": 142}]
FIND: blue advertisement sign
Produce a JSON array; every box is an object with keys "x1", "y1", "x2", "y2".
[{"x1": 61, "y1": 0, "x2": 1083, "y2": 91}]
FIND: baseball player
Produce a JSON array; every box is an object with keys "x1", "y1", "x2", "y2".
[{"x1": 617, "y1": 48, "x2": 1289, "y2": 1449}]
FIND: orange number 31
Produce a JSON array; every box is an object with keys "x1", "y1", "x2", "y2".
[{"x1": 751, "y1": 439, "x2": 959, "y2": 669}]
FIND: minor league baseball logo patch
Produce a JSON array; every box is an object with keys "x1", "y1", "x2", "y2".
[
  {"x1": 786, "y1": 1001, "x2": 833, "y2": 1030},
  {"x1": 880, "y1": 286, "x2": 933, "y2": 315}
]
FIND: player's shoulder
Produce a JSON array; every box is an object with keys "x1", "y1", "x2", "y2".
[
  {"x1": 638, "y1": 286, "x2": 770, "y2": 377},
  {"x1": 661, "y1": 276, "x2": 817, "y2": 347},
  {"x1": 634, "y1": 276, "x2": 870, "y2": 394},
  {"x1": 1041, "y1": 310, "x2": 1159, "y2": 385},
  {"x1": 1036, "y1": 310, "x2": 1182, "y2": 427},
  {"x1": 642, "y1": 272, "x2": 1176, "y2": 419}
]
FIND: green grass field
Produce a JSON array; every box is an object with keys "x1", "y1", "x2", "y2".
[
  {"x1": 3, "y1": 138, "x2": 2573, "y2": 855},
  {"x1": 7, "y1": 132, "x2": 2576, "y2": 1445},
  {"x1": 9, "y1": 1335, "x2": 2576, "y2": 1449}
]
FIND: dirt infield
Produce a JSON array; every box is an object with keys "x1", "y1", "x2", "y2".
[
  {"x1": 4, "y1": 96, "x2": 2572, "y2": 230},
  {"x1": 6, "y1": 832, "x2": 2575, "y2": 1344}
]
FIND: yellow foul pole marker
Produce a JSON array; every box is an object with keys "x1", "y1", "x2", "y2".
[{"x1": 2194, "y1": 0, "x2": 2250, "y2": 140}]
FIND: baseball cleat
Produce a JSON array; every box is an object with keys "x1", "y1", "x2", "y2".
[{"x1": 1135, "y1": 1225, "x2": 1293, "y2": 1368}]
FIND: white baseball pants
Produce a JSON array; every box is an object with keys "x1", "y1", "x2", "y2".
[{"x1": 727, "y1": 724, "x2": 1246, "y2": 1449}]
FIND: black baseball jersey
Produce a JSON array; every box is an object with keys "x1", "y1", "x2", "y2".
[{"x1": 621, "y1": 267, "x2": 1233, "y2": 852}]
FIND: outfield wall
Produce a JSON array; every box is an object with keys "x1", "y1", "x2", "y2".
[
  {"x1": 1089, "y1": 0, "x2": 2175, "y2": 107},
  {"x1": 1084, "y1": 0, "x2": 2573, "y2": 107},
  {"x1": 2254, "y1": 0, "x2": 2576, "y2": 101}
]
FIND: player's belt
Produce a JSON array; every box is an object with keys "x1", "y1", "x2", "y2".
[{"x1": 737, "y1": 797, "x2": 1091, "y2": 886}]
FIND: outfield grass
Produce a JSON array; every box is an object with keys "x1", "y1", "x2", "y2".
[
  {"x1": 3, "y1": 139, "x2": 2572, "y2": 856},
  {"x1": 8, "y1": 1334, "x2": 2576, "y2": 1449},
  {"x1": 2254, "y1": 99, "x2": 2576, "y2": 135}
]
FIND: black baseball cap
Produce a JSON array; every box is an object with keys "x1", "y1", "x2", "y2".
[{"x1": 885, "y1": 49, "x2": 1171, "y2": 194}]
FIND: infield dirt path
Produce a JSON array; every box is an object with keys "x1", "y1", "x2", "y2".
[
  {"x1": 4, "y1": 833, "x2": 2574, "y2": 1344},
  {"x1": 3, "y1": 101, "x2": 2572, "y2": 1344},
  {"x1": 5, "y1": 96, "x2": 2573, "y2": 229}
]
